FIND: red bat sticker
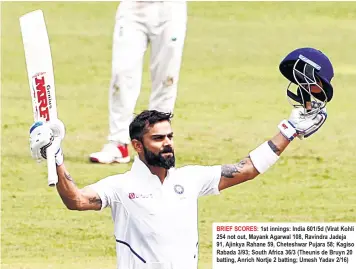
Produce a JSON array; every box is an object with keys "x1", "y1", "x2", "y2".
[{"x1": 33, "y1": 73, "x2": 50, "y2": 121}]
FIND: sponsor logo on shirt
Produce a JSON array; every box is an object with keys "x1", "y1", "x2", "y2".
[
  {"x1": 174, "y1": 184, "x2": 184, "y2": 195},
  {"x1": 128, "y1": 193, "x2": 153, "y2": 199}
]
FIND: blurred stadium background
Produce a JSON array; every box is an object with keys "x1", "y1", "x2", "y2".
[{"x1": 2, "y1": 1, "x2": 356, "y2": 269}]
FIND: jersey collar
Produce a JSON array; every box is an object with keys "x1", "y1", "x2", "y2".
[{"x1": 131, "y1": 156, "x2": 174, "y2": 181}]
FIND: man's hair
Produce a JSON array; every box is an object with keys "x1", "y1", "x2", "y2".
[{"x1": 129, "y1": 110, "x2": 173, "y2": 142}]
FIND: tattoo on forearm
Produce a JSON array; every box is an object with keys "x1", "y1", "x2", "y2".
[
  {"x1": 221, "y1": 160, "x2": 247, "y2": 178},
  {"x1": 268, "y1": 140, "x2": 280, "y2": 155},
  {"x1": 64, "y1": 172, "x2": 74, "y2": 182},
  {"x1": 89, "y1": 197, "x2": 102, "y2": 207}
]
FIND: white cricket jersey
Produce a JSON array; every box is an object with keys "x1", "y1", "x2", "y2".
[{"x1": 89, "y1": 157, "x2": 221, "y2": 269}]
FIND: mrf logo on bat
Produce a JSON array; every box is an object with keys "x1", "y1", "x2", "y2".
[{"x1": 31, "y1": 72, "x2": 53, "y2": 121}]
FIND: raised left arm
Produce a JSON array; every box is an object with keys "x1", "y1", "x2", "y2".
[
  {"x1": 218, "y1": 132, "x2": 290, "y2": 191},
  {"x1": 218, "y1": 106, "x2": 328, "y2": 191}
]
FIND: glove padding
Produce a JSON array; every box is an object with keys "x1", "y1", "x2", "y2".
[
  {"x1": 288, "y1": 107, "x2": 327, "y2": 139},
  {"x1": 29, "y1": 119, "x2": 65, "y2": 165}
]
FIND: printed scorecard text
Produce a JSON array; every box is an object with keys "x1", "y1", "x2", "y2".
[{"x1": 213, "y1": 223, "x2": 356, "y2": 269}]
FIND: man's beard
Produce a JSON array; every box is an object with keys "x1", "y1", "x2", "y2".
[{"x1": 143, "y1": 145, "x2": 175, "y2": 169}]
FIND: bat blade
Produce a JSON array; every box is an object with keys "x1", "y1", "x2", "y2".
[
  {"x1": 20, "y1": 9, "x2": 58, "y2": 187},
  {"x1": 20, "y1": 9, "x2": 58, "y2": 122}
]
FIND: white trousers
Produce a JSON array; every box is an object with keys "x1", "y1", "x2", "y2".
[{"x1": 108, "y1": 1, "x2": 187, "y2": 144}]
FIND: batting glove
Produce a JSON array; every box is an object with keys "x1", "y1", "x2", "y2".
[
  {"x1": 278, "y1": 107, "x2": 327, "y2": 140},
  {"x1": 29, "y1": 119, "x2": 65, "y2": 165}
]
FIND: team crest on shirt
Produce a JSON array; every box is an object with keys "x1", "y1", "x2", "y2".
[{"x1": 174, "y1": 184, "x2": 184, "y2": 195}]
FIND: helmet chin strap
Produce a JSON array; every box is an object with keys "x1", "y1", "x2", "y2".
[{"x1": 287, "y1": 85, "x2": 311, "y2": 110}]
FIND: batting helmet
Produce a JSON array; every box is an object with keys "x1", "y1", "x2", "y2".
[{"x1": 279, "y1": 48, "x2": 334, "y2": 113}]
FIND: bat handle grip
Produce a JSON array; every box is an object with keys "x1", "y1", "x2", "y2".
[{"x1": 46, "y1": 146, "x2": 58, "y2": 187}]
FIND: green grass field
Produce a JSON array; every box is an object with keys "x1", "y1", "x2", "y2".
[{"x1": 2, "y1": 2, "x2": 356, "y2": 269}]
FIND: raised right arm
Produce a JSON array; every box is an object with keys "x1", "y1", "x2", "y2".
[
  {"x1": 56, "y1": 164, "x2": 102, "y2": 211},
  {"x1": 29, "y1": 120, "x2": 104, "y2": 211}
]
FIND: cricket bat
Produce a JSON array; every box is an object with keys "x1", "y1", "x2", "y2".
[{"x1": 20, "y1": 10, "x2": 58, "y2": 187}]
